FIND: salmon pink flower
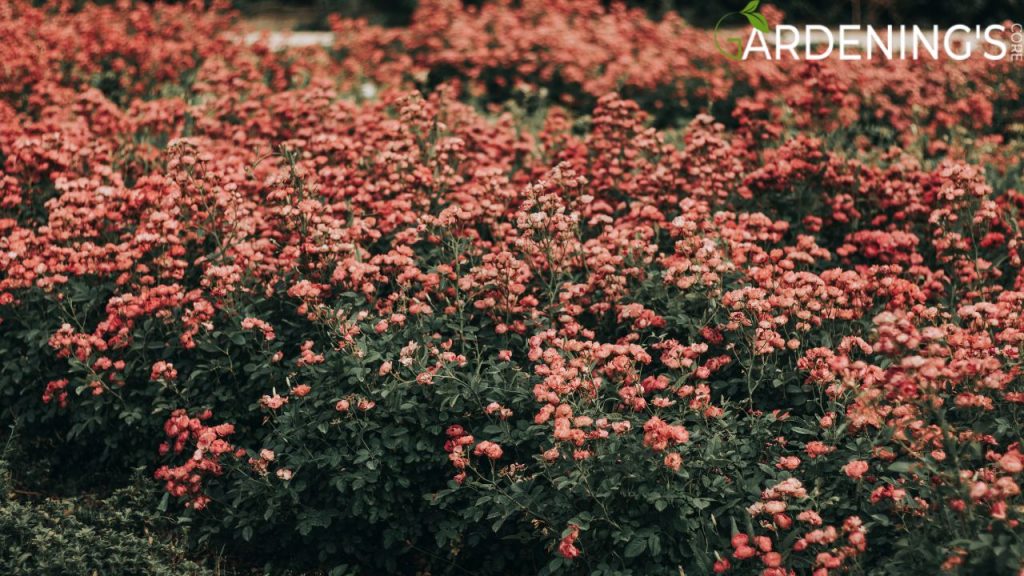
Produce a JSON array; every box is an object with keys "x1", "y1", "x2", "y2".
[
  {"x1": 843, "y1": 460, "x2": 869, "y2": 480},
  {"x1": 664, "y1": 452, "x2": 682, "y2": 471},
  {"x1": 473, "y1": 441, "x2": 503, "y2": 460},
  {"x1": 558, "y1": 524, "x2": 581, "y2": 559},
  {"x1": 260, "y1": 393, "x2": 288, "y2": 410}
]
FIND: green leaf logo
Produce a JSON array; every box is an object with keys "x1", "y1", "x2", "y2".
[
  {"x1": 713, "y1": 1, "x2": 773, "y2": 61},
  {"x1": 744, "y1": 11, "x2": 770, "y2": 33}
]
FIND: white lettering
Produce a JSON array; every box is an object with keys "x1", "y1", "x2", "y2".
[
  {"x1": 867, "y1": 25, "x2": 894, "y2": 59},
  {"x1": 743, "y1": 29, "x2": 773, "y2": 60},
  {"x1": 805, "y1": 25, "x2": 834, "y2": 60},
  {"x1": 944, "y1": 24, "x2": 972, "y2": 60}
]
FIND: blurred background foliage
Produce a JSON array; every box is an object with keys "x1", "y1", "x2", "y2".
[{"x1": 231, "y1": 0, "x2": 1023, "y2": 30}]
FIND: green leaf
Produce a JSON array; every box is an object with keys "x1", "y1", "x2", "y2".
[
  {"x1": 624, "y1": 538, "x2": 646, "y2": 558},
  {"x1": 491, "y1": 515, "x2": 507, "y2": 532},
  {"x1": 297, "y1": 511, "x2": 332, "y2": 536},
  {"x1": 741, "y1": 0, "x2": 759, "y2": 14},
  {"x1": 648, "y1": 534, "x2": 662, "y2": 556},
  {"x1": 744, "y1": 12, "x2": 770, "y2": 33},
  {"x1": 888, "y1": 461, "x2": 916, "y2": 473}
]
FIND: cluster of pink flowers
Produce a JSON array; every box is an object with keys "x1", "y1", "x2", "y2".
[
  {"x1": 641, "y1": 416, "x2": 689, "y2": 452},
  {"x1": 722, "y1": 479, "x2": 868, "y2": 575},
  {"x1": 154, "y1": 409, "x2": 240, "y2": 510},
  {"x1": 330, "y1": 1, "x2": 1022, "y2": 137}
]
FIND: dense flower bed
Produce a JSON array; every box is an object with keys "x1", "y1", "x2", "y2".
[{"x1": 2, "y1": 1, "x2": 1024, "y2": 574}]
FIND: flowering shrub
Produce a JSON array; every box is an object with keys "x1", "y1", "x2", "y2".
[{"x1": 2, "y1": 0, "x2": 1024, "y2": 574}]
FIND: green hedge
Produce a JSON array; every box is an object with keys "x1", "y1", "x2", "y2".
[{"x1": 0, "y1": 460, "x2": 210, "y2": 576}]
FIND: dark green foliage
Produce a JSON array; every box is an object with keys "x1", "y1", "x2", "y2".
[{"x1": 0, "y1": 459, "x2": 210, "y2": 576}]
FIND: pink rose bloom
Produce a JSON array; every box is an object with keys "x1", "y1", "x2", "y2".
[
  {"x1": 473, "y1": 440, "x2": 503, "y2": 460},
  {"x1": 776, "y1": 456, "x2": 801, "y2": 470},
  {"x1": 260, "y1": 393, "x2": 288, "y2": 410},
  {"x1": 999, "y1": 450, "x2": 1023, "y2": 474},
  {"x1": 664, "y1": 452, "x2": 683, "y2": 471},
  {"x1": 558, "y1": 525, "x2": 581, "y2": 559},
  {"x1": 733, "y1": 545, "x2": 756, "y2": 560},
  {"x1": 843, "y1": 460, "x2": 869, "y2": 480},
  {"x1": 805, "y1": 441, "x2": 835, "y2": 458}
]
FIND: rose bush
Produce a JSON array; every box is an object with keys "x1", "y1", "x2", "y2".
[{"x1": 2, "y1": 0, "x2": 1024, "y2": 574}]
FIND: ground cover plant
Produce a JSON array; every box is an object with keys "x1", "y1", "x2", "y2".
[{"x1": 2, "y1": 0, "x2": 1024, "y2": 574}]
